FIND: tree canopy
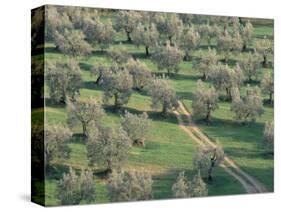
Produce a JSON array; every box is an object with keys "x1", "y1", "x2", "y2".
[
  {"x1": 108, "y1": 170, "x2": 153, "y2": 202},
  {"x1": 149, "y1": 78, "x2": 179, "y2": 115},
  {"x1": 192, "y1": 80, "x2": 219, "y2": 122},
  {"x1": 45, "y1": 60, "x2": 82, "y2": 103}
]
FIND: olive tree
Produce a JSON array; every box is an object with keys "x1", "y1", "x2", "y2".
[
  {"x1": 231, "y1": 17, "x2": 241, "y2": 34},
  {"x1": 125, "y1": 58, "x2": 152, "y2": 90},
  {"x1": 152, "y1": 43, "x2": 183, "y2": 76},
  {"x1": 45, "y1": 60, "x2": 82, "y2": 103},
  {"x1": 192, "y1": 48, "x2": 218, "y2": 80},
  {"x1": 107, "y1": 46, "x2": 131, "y2": 65},
  {"x1": 231, "y1": 86, "x2": 264, "y2": 123},
  {"x1": 45, "y1": 5, "x2": 73, "y2": 42},
  {"x1": 108, "y1": 170, "x2": 153, "y2": 202},
  {"x1": 121, "y1": 111, "x2": 151, "y2": 147},
  {"x1": 65, "y1": 6, "x2": 94, "y2": 29},
  {"x1": 155, "y1": 13, "x2": 183, "y2": 44},
  {"x1": 66, "y1": 98, "x2": 104, "y2": 138},
  {"x1": 148, "y1": 78, "x2": 179, "y2": 115},
  {"x1": 255, "y1": 37, "x2": 273, "y2": 67},
  {"x1": 231, "y1": 32, "x2": 243, "y2": 55},
  {"x1": 172, "y1": 172, "x2": 189, "y2": 198},
  {"x1": 198, "y1": 24, "x2": 220, "y2": 47},
  {"x1": 172, "y1": 171, "x2": 208, "y2": 198},
  {"x1": 241, "y1": 20, "x2": 254, "y2": 50},
  {"x1": 91, "y1": 64, "x2": 109, "y2": 85},
  {"x1": 45, "y1": 125, "x2": 72, "y2": 169},
  {"x1": 131, "y1": 23, "x2": 159, "y2": 56},
  {"x1": 115, "y1": 10, "x2": 142, "y2": 42},
  {"x1": 179, "y1": 27, "x2": 200, "y2": 60},
  {"x1": 192, "y1": 80, "x2": 219, "y2": 122},
  {"x1": 191, "y1": 171, "x2": 208, "y2": 197},
  {"x1": 261, "y1": 72, "x2": 274, "y2": 104},
  {"x1": 58, "y1": 168, "x2": 95, "y2": 205},
  {"x1": 263, "y1": 121, "x2": 274, "y2": 153},
  {"x1": 193, "y1": 145, "x2": 224, "y2": 181},
  {"x1": 86, "y1": 19, "x2": 115, "y2": 51},
  {"x1": 217, "y1": 31, "x2": 233, "y2": 62},
  {"x1": 102, "y1": 69, "x2": 133, "y2": 109},
  {"x1": 87, "y1": 126, "x2": 131, "y2": 172},
  {"x1": 238, "y1": 52, "x2": 261, "y2": 82},
  {"x1": 53, "y1": 29, "x2": 92, "y2": 57},
  {"x1": 210, "y1": 64, "x2": 244, "y2": 101},
  {"x1": 179, "y1": 14, "x2": 194, "y2": 26}
]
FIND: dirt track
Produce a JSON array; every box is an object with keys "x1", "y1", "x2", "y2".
[{"x1": 173, "y1": 101, "x2": 268, "y2": 194}]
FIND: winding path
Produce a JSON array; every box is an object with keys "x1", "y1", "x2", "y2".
[{"x1": 173, "y1": 101, "x2": 268, "y2": 194}]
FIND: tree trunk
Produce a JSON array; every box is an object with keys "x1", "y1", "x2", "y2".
[
  {"x1": 168, "y1": 35, "x2": 173, "y2": 46},
  {"x1": 208, "y1": 38, "x2": 211, "y2": 47},
  {"x1": 224, "y1": 54, "x2": 229, "y2": 63},
  {"x1": 167, "y1": 69, "x2": 171, "y2": 77},
  {"x1": 145, "y1": 46, "x2": 149, "y2": 56},
  {"x1": 248, "y1": 75, "x2": 252, "y2": 82},
  {"x1": 82, "y1": 123, "x2": 87, "y2": 139},
  {"x1": 202, "y1": 73, "x2": 207, "y2": 81},
  {"x1": 106, "y1": 159, "x2": 113, "y2": 173},
  {"x1": 205, "y1": 103, "x2": 211, "y2": 122},
  {"x1": 126, "y1": 31, "x2": 132, "y2": 42},
  {"x1": 223, "y1": 26, "x2": 227, "y2": 36},
  {"x1": 208, "y1": 151, "x2": 216, "y2": 181},
  {"x1": 269, "y1": 92, "x2": 273, "y2": 104},
  {"x1": 184, "y1": 52, "x2": 189, "y2": 61},
  {"x1": 162, "y1": 104, "x2": 168, "y2": 116},
  {"x1": 263, "y1": 55, "x2": 268, "y2": 68},
  {"x1": 208, "y1": 165, "x2": 214, "y2": 181},
  {"x1": 239, "y1": 17, "x2": 243, "y2": 26},
  {"x1": 114, "y1": 93, "x2": 120, "y2": 109},
  {"x1": 226, "y1": 88, "x2": 232, "y2": 101},
  {"x1": 96, "y1": 74, "x2": 101, "y2": 84},
  {"x1": 243, "y1": 42, "x2": 247, "y2": 51},
  {"x1": 205, "y1": 111, "x2": 210, "y2": 122}
]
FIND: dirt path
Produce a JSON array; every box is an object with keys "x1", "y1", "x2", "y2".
[{"x1": 173, "y1": 101, "x2": 268, "y2": 193}]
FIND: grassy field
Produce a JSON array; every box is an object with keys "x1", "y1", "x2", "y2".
[{"x1": 32, "y1": 13, "x2": 273, "y2": 206}]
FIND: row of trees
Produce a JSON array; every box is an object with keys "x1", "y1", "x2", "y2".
[
  {"x1": 45, "y1": 99, "x2": 154, "y2": 204},
  {"x1": 192, "y1": 80, "x2": 269, "y2": 123},
  {"x1": 46, "y1": 56, "x2": 179, "y2": 115},
  {"x1": 45, "y1": 51, "x2": 273, "y2": 124},
  {"x1": 44, "y1": 6, "x2": 273, "y2": 71},
  {"x1": 58, "y1": 167, "x2": 153, "y2": 205}
]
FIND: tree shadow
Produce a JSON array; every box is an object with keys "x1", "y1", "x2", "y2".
[
  {"x1": 224, "y1": 146, "x2": 273, "y2": 160},
  {"x1": 81, "y1": 81, "x2": 104, "y2": 91},
  {"x1": 263, "y1": 99, "x2": 274, "y2": 107},
  {"x1": 45, "y1": 98, "x2": 66, "y2": 108},
  {"x1": 172, "y1": 73, "x2": 202, "y2": 81},
  {"x1": 195, "y1": 116, "x2": 265, "y2": 130},
  {"x1": 46, "y1": 164, "x2": 69, "y2": 180},
  {"x1": 44, "y1": 46, "x2": 60, "y2": 54},
  {"x1": 146, "y1": 111, "x2": 179, "y2": 125},
  {"x1": 255, "y1": 34, "x2": 273, "y2": 40},
  {"x1": 199, "y1": 44, "x2": 217, "y2": 50},
  {"x1": 244, "y1": 79, "x2": 260, "y2": 85},
  {"x1": 79, "y1": 62, "x2": 92, "y2": 72},
  {"x1": 176, "y1": 91, "x2": 194, "y2": 100},
  {"x1": 92, "y1": 49, "x2": 107, "y2": 57},
  {"x1": 131, "y1": 52, "x2": 150, "y2": 60},
  {"x1": 104, "y1": 105, "x2": 179, "y2": 125}
]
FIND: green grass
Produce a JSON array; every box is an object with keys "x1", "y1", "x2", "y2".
[{"x1": 34, "y1": 13, "x2": 274, "y2": 206}]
